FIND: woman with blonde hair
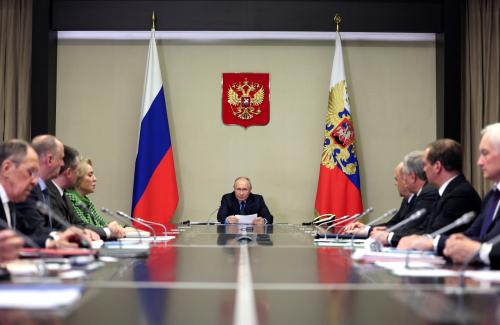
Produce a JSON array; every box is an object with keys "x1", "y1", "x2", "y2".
[{"x1": 66, "y1": 158, "x2": 126, "y2": 239}]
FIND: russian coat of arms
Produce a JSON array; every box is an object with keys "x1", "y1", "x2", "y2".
[{"x1": 222, "y1": 73, "x2": 270, "y2": 128}]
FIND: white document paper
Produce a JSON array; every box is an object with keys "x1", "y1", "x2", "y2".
[
  {"x1": 0, "y1": 285, "x2": 82, "y2": 309},
  {"x1": 118, "y1": 235, "x2": 175, "y2": 243},
  {"x1": 392, "y1": 268, "x2": 459, "y2": 277},
  {"x1": 124, "y1": 230, "x2": 151, "y2": 238},
  {"x1": 465, "y1": 270, "x2": 500, "y2": 282},
  {"x1": 374, "y1": 261, "x2": 441, "y2": 270},
  {"x1": 236, "y1": 214, "x2": 257, "y2": 224}
]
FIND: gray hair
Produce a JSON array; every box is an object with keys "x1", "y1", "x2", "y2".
[
  {"x1": 0, "y1": 139, "x2": 30, "y2": 166},
  {"x1": 481, "y1": 123, "x2": 500, "y2": 152},
  {"x1": 234, "y1": 176, "x2": 252, "y2": 189},
  {"x1": 403, "y1": 150, "x2": 427, "y2": 181}
]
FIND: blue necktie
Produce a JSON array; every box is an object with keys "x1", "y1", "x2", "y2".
[
  {"x1": 480, "y1": 190, "x2": 500, "y2": 237},
  {"x1": 239, "y1": 201, "x2": 246, "y2": 215},
  {"x1": 42, "y1": 189, "x2": 53, "y2": 228}
]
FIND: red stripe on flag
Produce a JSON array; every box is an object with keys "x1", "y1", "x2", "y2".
[
  {"x1": 315, "y1": 165, "x2": 363, "y2": 227},
  {"x1": 133, "y1": 148, "x2": 178, "y2": 229}
]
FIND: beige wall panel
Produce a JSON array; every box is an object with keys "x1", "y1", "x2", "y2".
[{"x1": 56, "y1": 39, "x2": 436, "y2": 224}]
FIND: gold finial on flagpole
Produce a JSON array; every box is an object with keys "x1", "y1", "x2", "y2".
[
  {"x1": 152, "y1": 11, "x2": 156, "y2": 30},
  {"x1": 334, "y1": 14, "x2": 342, "y2": 32}
]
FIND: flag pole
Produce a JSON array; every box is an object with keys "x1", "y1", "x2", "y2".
[
  {"x1": 152, "y1": 11, "x2": 156, "y2": 30},
  {"x1": 334, "y1": 14, "x2": 341, "y2": 32}
]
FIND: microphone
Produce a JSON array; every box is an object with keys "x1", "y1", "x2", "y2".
[
  {"x1": 459, "y1": 232, "x2": 500, "y2": 289},
  {"x1": 134, "y1": 218, "x2": 168, "y2": 236},
  {"x1": 366, "y1": 208, "x2": 428, "y2": 252},
  {"x1": 326, "y1": 208, "x2": 374, "y2": 240},
  {"x1": 333, "y1": 207, "x2": 375, "y2": 240},
  {"x1": 100, "y1": 207, "x2": 143, "y2": 244},
  {"x1": 303, "y1": 214, "x2": 335, "y2": 227},
  {"x1": 0, "y1": 218, "x2": 50, "y2": 277},
  {"x1": 116, "y1": 210, "x2": 157, "y2": 241},
  {"x1": 207, "y1": 206, "x2": 220, "y2": 225},
  {"x1": 349, "y1": 208, "x2": 397, "y2": 248},
  {"x1": 314, "y1": 215, "x2": 348, "y2": 236},
  {"x1": 404, "y1": 211, "x2": 476, "y2": 268},
  {"x1": 314, "y1": 214, "x2": 336, "y2": 226},
  {"x1": 366, "y1": 208, "x2": 398, "y2": 227},
  {"x1": 429, "y1": 211, "x2": 476, "y2": 238},
  {"x1": 0, "y1": 217, "x2": 40, "y2": 249},
  {"x1": 36, "y1": 201, "x2": 90, "y2": 248}
]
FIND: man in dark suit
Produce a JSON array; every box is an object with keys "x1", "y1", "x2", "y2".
[
  {"x1": 373, "y1": 151, "x2": 439, "y2": 247},
  {"x1": 345, "y1": 162, "x2": 412, "y2": 236},
  {"x1": 0, "y1": 139, "x2": 85, "y2": 253},
  {"x1": 217, "y1": 176, "x2": 273, "y2": 225},
  {"x1": 0, "y1": 139, "x2": 38, "y2": 260},
  {"x1": 48, "y1": 145, "x2": 103, "y2": 240},
  {"x1": 442, "y1": 123, "x2": 500, "y2": 266},
  {"x1": 398, "y1": 139, "x2": 482, "y2": 250},
  {"x1": 14, "y1": 135, "x2": 92, "y2": 247}
]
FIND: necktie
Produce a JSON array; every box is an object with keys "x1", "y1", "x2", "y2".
[
  {"x1": 480, "y1": 190, "x2": 500, "y2": 237},
  {"x1": 240, "y1": 201, "x2": 246, "y2": 215},
  {"x1": 42, "y1": 189, "x2": 53, "y2": 228}
]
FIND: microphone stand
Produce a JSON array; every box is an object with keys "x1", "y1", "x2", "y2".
[
  {"x1": 135, "y1": 218, "x2": 168, "y2": 236},
  {"x1": 100, "y1": 207, "x2": 139, "y2": 246},
  {"x1": 116, "y1": 210, "x2": 157, "y2": 241},
  {"x1": 366, "y1": 208, "x2": 428, "y2": 252},
  {"x1": 0, "y1": 217, "x2": 41, "y2": 250},
  {"x1": 206, "y1": 206, "x2": 220, "y2": 225},
  {"x1": 36, "y1": 201, "x2": 90, "y2": 248},
  {"x1": 335, "y1": 207, "x2": 374, "y2": 240},
  {"x1": 317, "y1": 215, "x2": 349, "y2": 238},
  {"x1": 404, "y1": 211, "x2": 476, "y2": 269},
  {"x1": 350, "y1": 208, "x2": 397, "y2": 249}
]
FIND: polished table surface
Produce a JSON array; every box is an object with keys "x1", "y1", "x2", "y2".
[{"x1": 2, "y1": 224, "x2": 500, "y2": 324}]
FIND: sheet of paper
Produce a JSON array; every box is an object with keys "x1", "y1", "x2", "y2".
[
  {"x1": 351, "y1": 249, "x2": 446, "y2": 264},
  {"x1": 103, "y1": 242, "x2": 150, "y2": 250},
  {"x1": 374, "y1": 261, "x2": 441, "y2": 270},
  {"x1": 118, "y1": 235, "x2": 175, "y2": 243},
  {"x1": 124, "y1": 230, "x2": 151, "y2": 238},
  {"x1": 465, "y1": 270, "x2": 500, "y2": 282},
  {"x1": 0, "y1": 284, "x2": 82, "y2": 309},
  {"x1": 392, "y1": 268, "x2": 458, "y2": 277},
  {"x1": 314, "y1": 239, "x2": 365, "y2": 247},
  {"x1": 236, "y1": 214, "x2": 257, "y2": 224}
]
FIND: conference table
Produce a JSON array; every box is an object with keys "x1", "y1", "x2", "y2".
[{"x1": 1, "y1": 224, "x2": 500, "y2": 324}]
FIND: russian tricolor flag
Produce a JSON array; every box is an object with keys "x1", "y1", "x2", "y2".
[{"x1": 132, "y1": 28, "x2": 178, "y2": 229}]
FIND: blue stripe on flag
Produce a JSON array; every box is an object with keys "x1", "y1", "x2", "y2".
[{"x1": 132, "y1": 87, "x2": 171, "y2": 208}]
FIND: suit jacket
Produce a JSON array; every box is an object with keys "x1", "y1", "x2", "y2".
[
  {"x1": 14, "y1": 184, "x2": 53, "y2": 247},
  {"x1": 0, "y1": 203, "x2": 9, "y2": 230},
  {"x1": 414, "y1": 175, "x2": 481, "y2": 236},
  {"x1": 489, "y1": 242, "x2": 500, "y2": 269},
  {"x1": 437, "y1": 189, "x2": 500, "y2": 254},
  {"x1": 390, "y1": 182, "x2": 439, "y2": 246},
  {"x1": 217, "y1": 192, "x2": 273, "y2": 224},
  {"x1": 46, "y1": 181, "x2": 107, "y2": 239},
  {"x1": 381, "y1": 196, "x2": 414, "y2": 228}
]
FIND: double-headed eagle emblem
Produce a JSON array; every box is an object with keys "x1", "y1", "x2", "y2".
[
  {"x1": 321, "y1": 80, "x2": 358, "y2": 175},
  {"x1": 226, "y1": 79, "x2": 265, "y2": 120}
]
